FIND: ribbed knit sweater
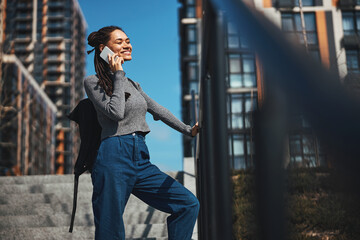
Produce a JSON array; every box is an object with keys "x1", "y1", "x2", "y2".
[{"x1": 84, "y1": 70, "x2": 193, "y2": 140}]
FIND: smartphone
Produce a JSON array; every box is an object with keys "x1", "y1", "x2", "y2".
[{"x1": 100, "y1": 46, "x2": 118, "y2": 64}]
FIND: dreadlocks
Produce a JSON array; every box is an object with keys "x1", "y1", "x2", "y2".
[{"x1": 87, "y1": 26, "x2": 124, "y2": 96}]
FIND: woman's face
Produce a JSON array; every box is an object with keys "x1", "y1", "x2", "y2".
[{"x1": 102, "y1": 29, "x2": 132, "y2": 62}]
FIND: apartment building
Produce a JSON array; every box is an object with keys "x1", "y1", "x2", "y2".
[
  {"x1": 0, "y1": 54, "x2": 57, "y2": 175},
  {"x1": 178, "y1": 0, "x2": 354, "y2": 169},
  {"x1": 1, "y1": 0, "x2": 87, "y2": 174}
]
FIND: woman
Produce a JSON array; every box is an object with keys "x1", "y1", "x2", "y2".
[{"x1": 85, "y1": 25, "x2": 200, "y2": 240}]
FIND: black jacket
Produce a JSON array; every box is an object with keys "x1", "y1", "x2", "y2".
[
  {"x1": 67, "y1": 98, "x2": 102, "y2": 175},
  {"x1": 67, "y1": 98, "x2": 101, "y2": 232}
]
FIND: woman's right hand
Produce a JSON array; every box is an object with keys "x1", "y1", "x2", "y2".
[{"x1": 108, "y1": 53, "x2": 124, "y2": 72}]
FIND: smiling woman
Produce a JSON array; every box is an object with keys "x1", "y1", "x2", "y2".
[
  {"x1": 83, "y1": 25, "x2": 200, "y2": 240},
  {"x1": 78, "y1": 0, "x2": 185, "y2": 172}
]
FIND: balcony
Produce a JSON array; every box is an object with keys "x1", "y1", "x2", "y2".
[
  {"x1": 14, "y1": 45, "x2": 31, "y2": 53},
  {"x1": 15, "y1": 33, "x2": 32, "y2": 41},
  {"x1": 47, "y1": 44, "x2": 65, "y2": 52},
  {"x1": 47, "y1": 11, "x2": 65, "y2": 18},
  {"x1": 17, "y1": 3, "x2": 33, "y2": 9},
  {"x1": 272, "y1": 0, "x2": 295, "y2": 8},
  {"x1": 48, "y1": 23, "x2": 64, "y2": 29},
  {"x1": 338, "y1": 0, "x2": 360, "y2": 8},
  {"x1": 47, "y1": 66, "x2": 65, "y2": 74},
  {"x1": 48, "y1": 2, "x2": 65, "y2": 8},
  {"x1": 15, "y1": 24, "x2": 32, "y2": 31},
  {"x1": 15, "y1": 13, "x2": 32, "y2": 19},
  {"x1": 342, "y1": 34, "x2": 360, "y2": 48}
]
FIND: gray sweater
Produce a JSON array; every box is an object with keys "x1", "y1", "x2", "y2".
[{"x1": 84, "y1": 70, "x2": 193, "y2": 140}]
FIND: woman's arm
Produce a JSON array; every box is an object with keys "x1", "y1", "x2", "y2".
[
  {"x1": 136, "y1": 83, "x2": 194, "y2": 137},
  {"x1": 84, "y1": 70, "x2": 127, "y2": 121}
]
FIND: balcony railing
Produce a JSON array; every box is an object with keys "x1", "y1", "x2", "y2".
[{"x1": 338, "y1": 0, "x2": 360, "y2": 8}]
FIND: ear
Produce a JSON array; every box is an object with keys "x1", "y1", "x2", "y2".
[{"x1": 99, "y1": 44, "x2": 105, "y2": 52}]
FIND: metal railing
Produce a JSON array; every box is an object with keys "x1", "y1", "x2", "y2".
[{"x1": 195, "y1": 0, "x2": 360, "y2": 239}]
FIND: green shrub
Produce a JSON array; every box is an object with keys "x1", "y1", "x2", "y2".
[{"x1": 232, "y1": 168, "x2": 360, "y2": 240}]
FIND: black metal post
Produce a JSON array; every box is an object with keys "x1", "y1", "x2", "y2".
[{"x1": 197, "y1": 2, "x2": 232, "y2": 239}]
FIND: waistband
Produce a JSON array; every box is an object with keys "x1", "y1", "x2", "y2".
[
  {"x1": 120, "y1": 131, "x2": 146, "y2": 139},
  {"x1": 102, "y1": 132, "x2": 147, "y2": 142}
]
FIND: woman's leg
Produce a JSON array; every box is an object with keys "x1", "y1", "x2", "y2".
[
  {"x1": 131, "y1": 136, "x2": 200, "y2": 240},
  {"x1": 91, "y1": 136, "x2": 137, "y2": 240}
]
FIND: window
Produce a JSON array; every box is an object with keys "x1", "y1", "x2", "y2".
[
  {"x1": 342, "y1": 11, "x2": 360, "y2": 36},
  {"x1": 346, "y1": 49, "x2": 360, "y2": 73},
  {"x1": 185, "y1": 0, "x2": 196, "y2": 18},
  {"x1": 294, "y1": 0, "x2": 314, "y2": 7},
  {"x1": 187, "y1": 62, "x2": 198, "y2": 94},
  {"x1": 227, "y1": 23, "x2": 250, "y2": 49},
  {"x1": 282, "y1": 12, "x2": 318, "y2": 45},
  {"x1": 229, "y1": 134, "x2": 255, "y2": 169},
  {"x1": 186, "y1": 25, "x2": 197, "y2": 57},
  {"x1": 281, "y1": 12, "x2": 320, "y2": 59},
  {"x1": 228, "y1": 93, "x2": 257, "y2": 130},
  {"x1": 288, "y1": 112, "x2": 326, "y2": 167},
  {"x1": 289, "y1": 134, "x2": 325, "y2": 167},
  {"x1": 227, "y1": 54, "x2": 257, "y2": 88}
]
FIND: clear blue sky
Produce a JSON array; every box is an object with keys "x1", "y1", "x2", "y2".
[{"x1": 77, "y1": 0, "x2": 186, "y2": 171}]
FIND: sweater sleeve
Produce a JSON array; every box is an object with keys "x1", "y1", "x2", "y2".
[
  {"x1": 136, "y1": 83, "x2": 193, "y2": 137},
  {"x1": 84, "y1": 71, "x2": 127, "y2": 121}
]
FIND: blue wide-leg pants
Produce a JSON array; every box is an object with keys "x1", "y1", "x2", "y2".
[{"x1": 91, "y1": 133, "x2": 200, "y2": 240}]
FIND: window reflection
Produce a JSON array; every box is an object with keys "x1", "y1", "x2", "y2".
[
  {"x1": 229, "y1": 134, "x2": 255, "y2": 169},
  {"x1": 228, "y1": 93, "x2": 257, "y2": 130}
]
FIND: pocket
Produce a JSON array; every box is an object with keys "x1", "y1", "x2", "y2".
[{"x1": 138, "y1": 140, "x2": 150, "y2": 166}]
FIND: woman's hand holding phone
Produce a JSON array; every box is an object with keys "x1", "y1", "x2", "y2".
[{"x1": 108, "y1": 53, "x2": 124, "y2": 72}]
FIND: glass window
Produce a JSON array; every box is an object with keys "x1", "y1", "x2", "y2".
[
  {"x1": 186, "y1": 7, "x2": 195, "y2": 18},
  {"x1": 230, "y1": 74, "x2": 242, "y2": 88},
  {"x1": 294, "y1": 0, "x2": 315, "y2": 6},
  {"x1": 228, "y1": 54, "x2": 257, "y2": 88},
  {"x1": 185, "y1": 25, "x2": 197, "y2": 57},
  {"x1": 228, "y1": 93, "x2": 257, "y2": 130},
  {"x1": 346, "y1": 49, "x2": 360, "y2": 73},
  {"x1": 226, "y1": 23, "x2": 250, "y2": 50},
  {"x1": 289, "y1": 132, "x2": 324, "y2": 167},
  {"x1": 187, "y1": 62, "x2": 198, "y2": 94},
  {"x1": 229, "y1": 55, "x2": 241, "y2": 73},
  {"x1": 188, "y1": 44, "x2": 197, "y2": 56},
  {"x1": 229, "y1": 133, "x2": 255, "y2": 169},
  {"x1": 228, "y1": 36, "x2": 239, "y2": 49},
  {"x1": 282, "y1": 12, "x2": 318, "y2": 46},
  {"x1": 342, "y1": 11, "x2": 360, "y2": 36}
]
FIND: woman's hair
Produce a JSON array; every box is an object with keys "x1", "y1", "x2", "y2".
[{"x1": 87, "y1": 26, "x2": 124, "y2": 96}]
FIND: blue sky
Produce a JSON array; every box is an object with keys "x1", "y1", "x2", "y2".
[{"x1": 77, "y1": 0, "x2": 187, "y2": 171}]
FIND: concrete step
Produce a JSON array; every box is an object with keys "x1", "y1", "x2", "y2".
[
  {"x1": 0, "y1": 193, "x2": 169, "y2": 214},
  {"x1": 0, "y1": 173, "x2": 188, "y2": 239},
  {"x1": 0, "y1": 192, "x2": 92, "y2": 205},
  {"x1": 0, "y1": 226, "x2": 169, "y2": 240},
  {"x1": 0, "y1": 174, "x2": 80, "y2": 185},
  {"x1": 0, "y1": 182, "x2": 93, "y2": 194},
  {"x1": 0, "y1": 172, "x2": 181, "y2": 186},
  {"x1": 0, "y1": 204, "x2": 168, "y2": 225}
]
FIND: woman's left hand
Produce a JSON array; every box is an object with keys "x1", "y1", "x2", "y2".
[{"x1": 191, "y1": 122, "x2": 199, "y2": 137}]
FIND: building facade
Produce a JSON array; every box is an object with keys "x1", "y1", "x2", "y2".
[
  {"x1": 0, "y1": 54, "x2": 57, "y2": 175},
  {"x1": 178, "y1": 0, "x2": 355, "y2": 169},
  {"x1": 2, "y1": 0, "x2": 87, "y2": 174}
]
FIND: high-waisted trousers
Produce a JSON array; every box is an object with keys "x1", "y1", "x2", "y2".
[{"x1": 91, "y1": 132, "x2": 200, "y2": 240}]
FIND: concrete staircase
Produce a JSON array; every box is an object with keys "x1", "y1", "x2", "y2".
[{"x1": 0, "y1": 172, "x2": 185, "y2": 240}]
